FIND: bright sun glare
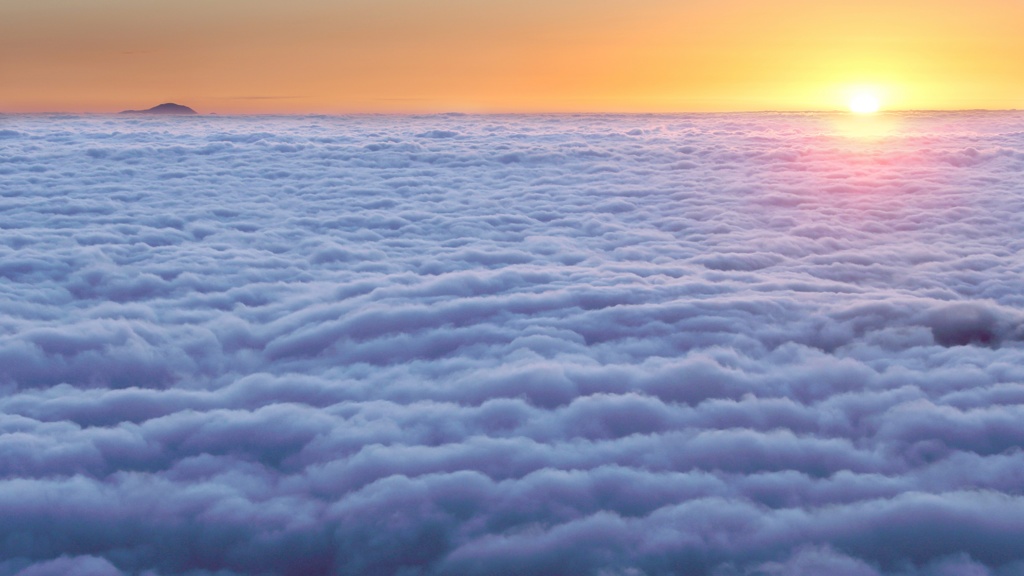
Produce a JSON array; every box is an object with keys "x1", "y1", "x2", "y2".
[{"x1": 849, "y1": 92, "x2": 881, "y2": 114}]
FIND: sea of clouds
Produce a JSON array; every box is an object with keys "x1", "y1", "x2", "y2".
[{"x1": 1, "y1": 111, "x2": 1024, "y2": 575}]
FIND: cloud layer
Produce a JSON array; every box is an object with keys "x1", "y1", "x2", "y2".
[{"x1": 2, "y1": 111, "x2": 1024, "y2": 575}]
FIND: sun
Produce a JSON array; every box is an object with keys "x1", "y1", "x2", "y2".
[{"x1": 849, "y1": 92, "x2": 881, "y2": 114}]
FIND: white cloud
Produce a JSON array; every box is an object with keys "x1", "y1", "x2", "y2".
[{"x1": 1, "y1": 111, "x2": 1024, "y2": 575}]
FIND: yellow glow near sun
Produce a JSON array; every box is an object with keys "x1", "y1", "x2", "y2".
[{"x1": 849, "y1": 92, "x2": 881, "y2": 114}]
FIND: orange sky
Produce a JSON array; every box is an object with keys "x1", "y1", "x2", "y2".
[{"x1": 2, "y1": 0, "x2": 1022, "y2": 113}]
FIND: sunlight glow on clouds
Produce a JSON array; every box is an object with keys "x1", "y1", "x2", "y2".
[{"x1": 1, "y1": 112, "x2": 1024, "y2": 574}]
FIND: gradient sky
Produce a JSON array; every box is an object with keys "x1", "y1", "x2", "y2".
[{"x1": 2, "y1": 0, "x2": 1023, "y2": 113}]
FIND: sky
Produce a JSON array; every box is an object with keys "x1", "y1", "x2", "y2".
[{"x1": 2, "y1": 0, "x2": 1023, "y2": 113}]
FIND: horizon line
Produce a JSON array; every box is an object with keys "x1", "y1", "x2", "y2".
[{"x1": 3, "y1": 108, "x2": 1022, "y2": 117}]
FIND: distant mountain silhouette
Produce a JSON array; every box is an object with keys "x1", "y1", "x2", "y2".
[{"x1": 120, "y1": 103, "x2": 197, "y2": 115}]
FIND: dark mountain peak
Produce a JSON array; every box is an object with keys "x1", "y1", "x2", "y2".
[{"x1": 120, "y1": 103, "x2": 198, "y2": 115}]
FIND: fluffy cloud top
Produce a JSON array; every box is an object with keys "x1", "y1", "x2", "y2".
[{"x1": 1, "y1": 112, "x2": 1024, "y2": 575}]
